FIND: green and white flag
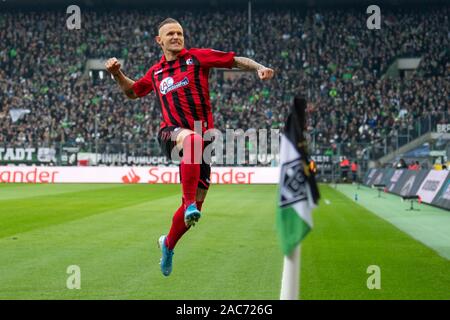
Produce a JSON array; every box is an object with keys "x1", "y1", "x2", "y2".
[
  {"x1": 277, "y1": 96, "x2": 320, "y2": 256},
  {"x1": 277, "y1": 96, "x2": 320, "y2": 300}
]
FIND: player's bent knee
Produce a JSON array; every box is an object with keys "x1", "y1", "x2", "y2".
[{"x1": 175, "y1": 129, "x2": 196, "y2": 149}]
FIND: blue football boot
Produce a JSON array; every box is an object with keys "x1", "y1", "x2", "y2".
[
  {"x1": 157, "y1": 235, "x2": 174, "y2": 277},
  {"x1": 184, "y1": 203, "x2": 201, "y2": 227}
]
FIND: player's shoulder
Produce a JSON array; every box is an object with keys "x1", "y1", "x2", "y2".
[
  {"x1": 189, "y1": 48, "x2": 226, "y2": 54},
  {"x1": 143, "y1": 63, "x2": 160, "y2": 77},
  {"x1": 187, "y1": 47, "x2": 211, "y2": 55}
]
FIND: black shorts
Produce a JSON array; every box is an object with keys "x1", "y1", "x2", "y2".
[{"x1": 158, "y1": 126, "x2": 211, "y2": 190}]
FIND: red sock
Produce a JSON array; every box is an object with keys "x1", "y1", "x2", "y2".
[
  {"x1": 196, "y1": 200, "x2": 204, "y2": 211},
  {"x1": 166, "y1": 202, "x2": 190, "y2": 250},
  {"x1": 180, "y1": 134, "x2": 203, "y2": 206}
]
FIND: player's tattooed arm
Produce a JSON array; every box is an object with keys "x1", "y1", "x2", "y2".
[
  {"x1": 105, "y1": 57, "x2": 138, "y2": 99},
  {"x1": 124, "y1": 87, "x2": 138, "y2": 99},
  {"x1": 233, "y1": 57, "x2": 275, "y2": 80},
  {"x1": 112, "y1": 71, "x2": 138, "y2": 100},
  {"x1": 233, "y1": 56, "x2": 264, "y2": 71}
]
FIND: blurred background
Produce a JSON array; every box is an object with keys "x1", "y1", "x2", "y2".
[{"x1": 0, "y1": 0, "x2": 449, "y2": 181}]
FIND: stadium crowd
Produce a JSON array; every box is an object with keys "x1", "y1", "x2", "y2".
[{"x1": 0, "y1": 6, "x2": 449, "y2": 161}]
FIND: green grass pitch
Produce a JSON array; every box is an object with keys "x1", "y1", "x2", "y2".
[{"x1": 0, "y1": 183, "x2": 449, "y2": 299}]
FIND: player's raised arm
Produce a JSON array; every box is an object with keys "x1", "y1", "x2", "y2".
[
  {"x1": 232, "y1": 56, "x2": 275, "y2": 80},
  {"x1": 105, "y1": 57, "x2": 138, "y2": 99}
]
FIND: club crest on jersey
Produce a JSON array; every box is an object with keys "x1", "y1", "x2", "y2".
[
  {"x1": 186, "y1": 58, "x2": 193, "y2": 65},
  {"x1": 159, "y1": 76, "x2": 189, "y2": 95}
]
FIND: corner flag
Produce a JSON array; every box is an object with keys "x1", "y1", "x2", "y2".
[{"x1": 277, "y1": 96, "x2": 320, "y2": 299}]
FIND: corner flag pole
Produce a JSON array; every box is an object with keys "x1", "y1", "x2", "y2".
[
  {"x1": 280, "y1": 245, "x2": 300, "y2": 300},
  {"x1": 277, "y1": 95, "x2": 320, "y2": 300}
]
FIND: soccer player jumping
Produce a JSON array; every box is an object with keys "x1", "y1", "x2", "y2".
[{"x1": 105, "y1": 18, "x2": 274, "y2": 276}]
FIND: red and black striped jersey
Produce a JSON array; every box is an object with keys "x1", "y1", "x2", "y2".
[{"x1": 132, "y1": 48, "x2": 235, "y2": 132}]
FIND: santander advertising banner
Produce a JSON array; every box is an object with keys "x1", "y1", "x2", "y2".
[{"x1": 0, "y1": 166, "x2": 280, "y2": 184}]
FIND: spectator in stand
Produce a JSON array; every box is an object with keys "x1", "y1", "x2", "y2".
[
  {"x1": 340, "y1": 156, "x2": 350, "y2": 181},
  {"x1": 396, "y1": 158, "x2": 408, "y2": 169},
  {"x1": 408, "y1": 160, "x2": 420, "y2": 170},
  {"x1": 351, "y1": 160, "x2": 358, "y2": 182}
]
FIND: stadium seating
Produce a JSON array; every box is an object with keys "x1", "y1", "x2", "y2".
[{"x1": 0, "y1": 7, "x2": 448, "y2": 162}]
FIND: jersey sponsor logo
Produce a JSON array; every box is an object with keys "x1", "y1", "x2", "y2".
[{"x1": 159, "y1": 76, "x2": 189, "y2": 95}]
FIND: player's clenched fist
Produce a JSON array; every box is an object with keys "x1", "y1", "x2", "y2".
[
  {"x1": 105, "y1": 57, "x2": 121, "y2": 76},
  {"x1": 257, "y1": 67, "x2": 275, "y2": 80}
]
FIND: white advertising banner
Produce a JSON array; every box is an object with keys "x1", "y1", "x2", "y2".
[
  {"x1": 416, "y1": 170, "x2": 449, "y2": 203},
  {"x1": 0, "y1": 166, "x2": 280, "y2": 184}
]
